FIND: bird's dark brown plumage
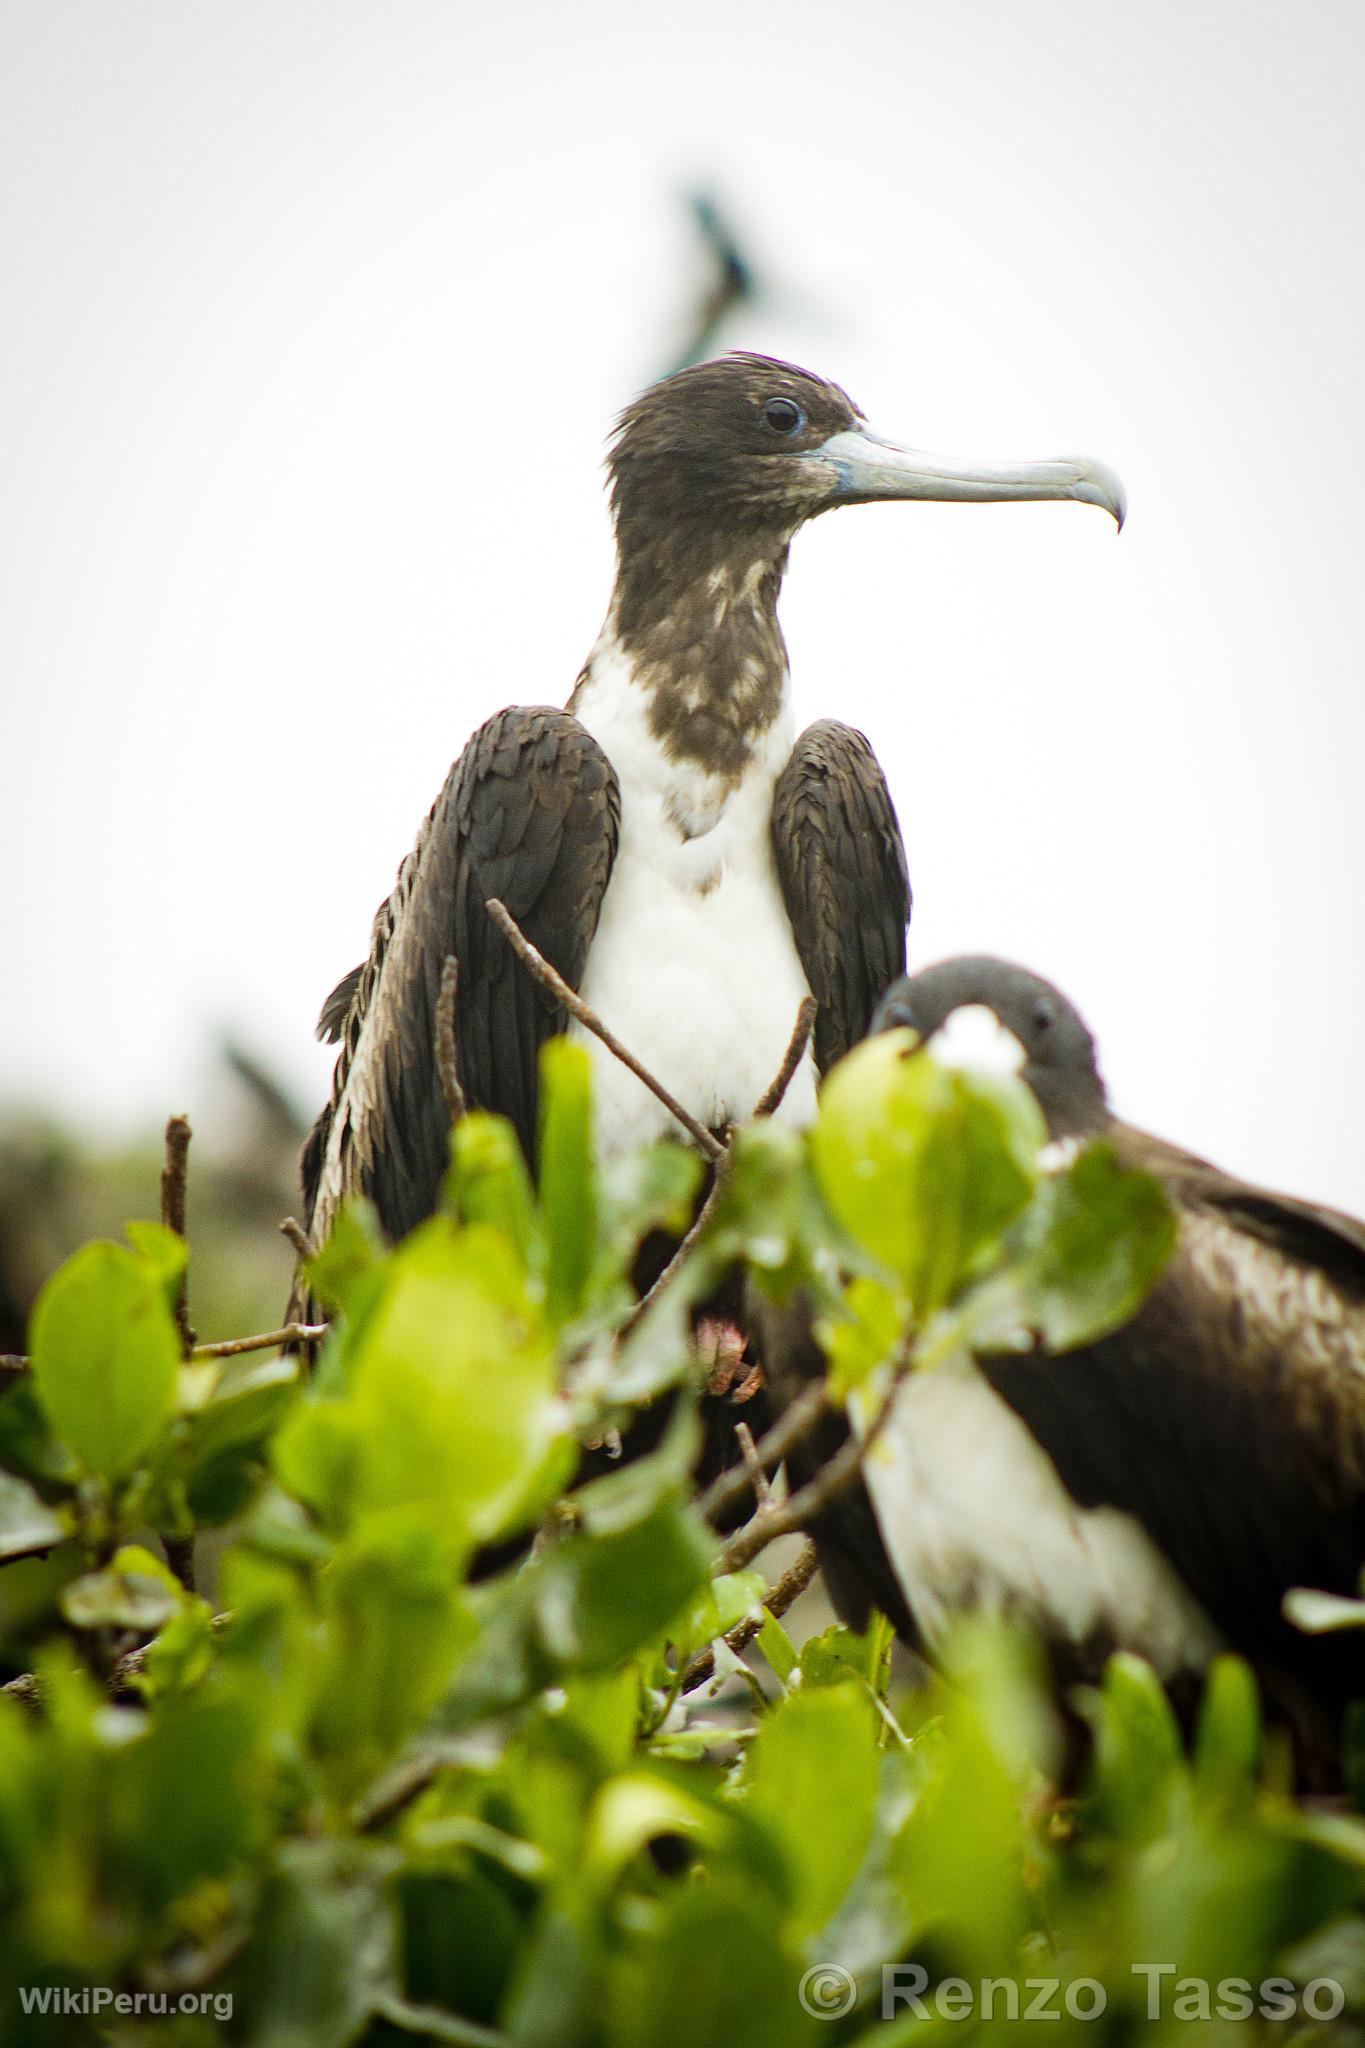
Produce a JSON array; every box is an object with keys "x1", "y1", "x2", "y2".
[
  {"x1": 301, "y1": 707, "x2": 619, "y2": 1246},
  {"x1": 765, "y1": 957, "x2": 1365, "y2": 1754}
]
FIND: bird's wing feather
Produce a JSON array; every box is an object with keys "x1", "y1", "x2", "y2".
[
  {"x1": 1118, "y1": 1126, "x2": 1365, "y2": 1286},
  {"x1": 770, "y1": 720, "x2": 910, "y2": 1072},
  {"x1": 302, "y1": 706, "x2": 620, "y2": 1246}
]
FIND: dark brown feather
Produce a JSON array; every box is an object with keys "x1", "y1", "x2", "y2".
[
  {"x1": 770, "y1": 720, "x2": 911, "y2": 1071},
  {"x1": 301, "y1": 706, "x2": 619, "y2": 1248}
]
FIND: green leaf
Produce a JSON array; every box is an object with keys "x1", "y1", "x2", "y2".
[
  {"x1": 311, "y1": 1514, "x2": 478, "y2": 1787},
  {"x1": 1085, "y1": 1650, "x2": 1184, "y2": 1839},
  {"x1": 813, "y1": 1033, "x2": 1041, "y2": 1319},
  {"x1": 1193, "y1": 1654, "x2": 1261, "y2": 1809},
  {"x1": 28, "y1": 1239, "x2": 181, "y2": 1479},
  {"x1": 109, "y1": 1692, "x2": 262, "y2": 1912},
  {"x1": 538, "y1": 1038, "x2": 597, "y2": 1328},
  {"x1": 599, "y1": 1142, "x2": 705, "y2": 1278},
  {"x1": 819, "y1": 1276, "x2": 907, "y2": 1399},
  {"x1": 123, "y1": 1219, "x2": 189, "y2": 1302},
  {"x1": 1004, "y1": 1140, "x2": 1177, "y2": 1351},
  {"x1": 275, "y1": 1220, "x2": 567, "y2": 1547},
  {"x1": 229, "y1": 1842, "x2": 397, "y2": 2048},
  {"x1": 0, "y1": 1470, "x2": 65, "y2": 1562},
  {"x1": 448, "y1": 1113, "x2": 541, "y2": 1273},
  {"x1": 304, "y1": 1198, "x2": 387, "y2": 1322},
  {"x1": 743, "y1": 1681, "x2": 880, "y2": 1939},
  {"x1": 533, "y1": 1495, "x2": 715, "y2": 1672}
]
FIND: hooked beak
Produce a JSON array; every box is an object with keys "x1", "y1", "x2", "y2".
[{"x1": 806, "y1": 425, "x2": 1126, "y2": 530}]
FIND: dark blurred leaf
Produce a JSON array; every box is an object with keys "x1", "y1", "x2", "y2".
[
  {"x1": 0, "y1": 1377, "x2": 80, "y2": 1494},
  {"x1": 230, "y1": 1842, "x2": 397, "y2": 2048}
]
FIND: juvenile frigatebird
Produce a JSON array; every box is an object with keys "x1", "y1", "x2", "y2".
[
  {"x1": 766, "y1": 956, "x2": 1365, "y2": 1753},
  {"x1": 300, "y1": 357, "x2": 1122, "y2": 1261}
]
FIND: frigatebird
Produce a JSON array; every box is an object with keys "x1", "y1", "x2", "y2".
[
  {"x1": 300, "y1": 357, "x2": 1122, "y2": 1267},
  {"x1": 766, "y1": 956, "x2": 1365, "y2": 1754}
]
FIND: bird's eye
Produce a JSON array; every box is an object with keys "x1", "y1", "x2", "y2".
[
  {"x1": 1032, "y1": 1003, "x2": 1055, "y2": 1034},
  {"x1": 762, "y1": 397, "x2": 805, "y2": 435}
]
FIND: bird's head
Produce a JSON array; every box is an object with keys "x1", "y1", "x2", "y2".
[
  {"x1": 872, "y1": 955, "x2": 1110, "y2": 1143},
  {"x1": 607, "y1": 353, "x2": 1125, "y2": 564}
]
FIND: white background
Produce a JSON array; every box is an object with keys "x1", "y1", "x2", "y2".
[{"x1": 3, "y1": 1, "x2": 1363, "y2": 1209}]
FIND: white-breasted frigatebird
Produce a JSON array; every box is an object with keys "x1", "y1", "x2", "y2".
[
  {"x1": 767, "y1": 955, "x2": 1365, "y2": 1757},
  {"x1": 299, "y1": 358, "x2": 1122, "y2": 1257}
]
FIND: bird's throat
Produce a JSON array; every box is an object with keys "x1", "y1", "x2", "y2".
[{"x1": 599, "y1": 542, "x2": 792, "y2": 785}]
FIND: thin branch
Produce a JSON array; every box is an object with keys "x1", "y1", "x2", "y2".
[
  {"x1": 2, "y1": 1612, "x2": 232, "y2": 1707},
  {"x1": 485, "y1": 898, "x2": 725, "y2": 1162},
  {"x1": 436, "y1": 954, "x2": 467, "y2": 1123},
  {"x1": 280, "y1": 1215, "x2": 313, "y2": 1260},
  {"x1": 752, "y1": 997, "x2": 817, "y2": 1119},
  {"x1": 681, "y1": 1538, "x2": 819, "y2": 1693},
  {"x1": 619, "y1": 1158, "x2": 730, "y2": 1335},
  {"x1": 734, "y1": 1419, "x2": 773, "y2": 1511},
  {"x1": 160, "y1": 1116, "x2": 196, "y2": 1593},
  {"x1": 160, "y1": 1115, "x2": 195, "y2": 1353},
  {"x1": 192, "y1": 1323, "x2": 326, "y2": 1360},
  {"x1": 716, "y1": 1350, "x2": 913, "y2": 1574},
  {"x1": 1, "y1": 1320, "x2": 328, "y2": 1379},
  {"x1": 696, "y1": 1378, "x2": 828, "y2": 1526}
]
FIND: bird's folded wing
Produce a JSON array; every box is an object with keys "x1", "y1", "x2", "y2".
[
  {"x1": 771, "y1": 719, "x2": 910, "y2": 1073},
  {"x1": 302, "y1": 706, "x2": 620, "y2": 1247}
]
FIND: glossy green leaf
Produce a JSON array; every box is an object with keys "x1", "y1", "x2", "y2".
[
  {"x1": 539, "y1": 1038, "x2": 598, "y2": 1328},
  {"x1": 743, "y1": 1682, "x2": 880, "y2": 1939},
  {"x1": 813, "y1": 1033, "x2": 1041, "y2": 1318},
  {"x1": 29, "y1": 1239, "x2": 181, "y2": 1479},
  {"x1": 448, "y1": 1111, "x2": 541, "y2": 1272},
  {"x1": 1005, "y1": 1140, "x2": 1177, "y2": 1351},
  {"x1": 274, "y1": 1220, "x2": 566, "y2": 1546}
]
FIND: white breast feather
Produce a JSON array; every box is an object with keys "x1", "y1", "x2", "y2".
[
  {"x1": 853, "y1": 1355, "x2": 1224, "y2": 1678},
  {"x1": 570, "y1": 636, "x2": 816, "y2": 1156}
]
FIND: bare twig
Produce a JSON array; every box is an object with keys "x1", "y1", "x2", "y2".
[
  {"x1": 485, "y1": 898, "x2": 725, "y2": 1162},
  {"x1": 436, "y1": 955, "x2": 467, "y2": 1123},
  {"x1": 160, "y1": 1116, "x2": 196, "y2": 1593},
  {"x1": 2, "y1": 1320, "x2": 328, "y2": 1379},
  {"x1": 716, "y1": 1351, "x2": 912, "y2": 1574},
  {"x1": 2, "y1": 1612, "x2": 232, "y2": 1706},
  {"x1": 696, "y1": 1379, "x2": 828, "y2": 1527},
  {"x1": 681, "y1": 1538, "x2": 820, "y2": 1693},
  {"x1": 752, "y1": 997, "x2": 817, "y2": 1119},
  {"x1": 160, "y1": 1115, "x2": 195, "y2": 1353},
  {"x1": 280, "y1": 1215, "x2": 314, "y2": 1261},
  {"x1": 734, "y1": 1419, "x2": 773, "y2": 1511},
  {"x1": 192, "y1": 1323, "x2": 326, "y2": 1360},
  {"x1": 620, "y1": 1158, "x2": 730, "y2": 1336}
]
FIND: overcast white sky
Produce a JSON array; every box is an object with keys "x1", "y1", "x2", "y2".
[{"x1": 3, "y1": 0, "x2": 1364, "y2": 1213}]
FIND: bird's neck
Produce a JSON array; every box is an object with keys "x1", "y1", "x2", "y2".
[{"x1": 588, "y1": 534, "x2": 793, "y2": 785}]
